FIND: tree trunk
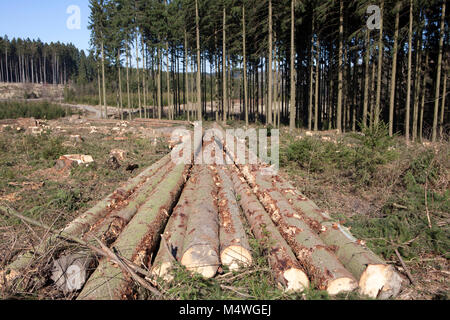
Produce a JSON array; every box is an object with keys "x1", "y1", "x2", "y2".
[
  {"x1": 214, "y1": 166, "x2": 253, "y2": 270},
  {"x1": 420, "y1": 53, "x2": 429, "y2": 142},
  {"x1": 181, "y1": 165, "x2": 220, "y2": 279},
  {"x1": 314, "y1": 37, "x2": 320, "y2": 131},
  {"x1": 230, "y1": 168, "x2": 309, "y2": 291},
  {"x1": 308, "y1": 16, "x2": 315, "y2": 131},
  {"x1": 135, "y1": 34, "x2": 142, "y2": 119},
  {"x1": 267, "y1": 0, "x2": 273, "y2": 125},
  {"x1": 389, "y1": 4, "x2": 400, "y2": 136},
  {"x1": 289, "y1": 0, "x2": 296, "y2": 130},
  {"x1": 336, "y1": 0, "x2": 344, "y2": 132},
  {"x1": 374, "y1": 0, "x2": 384, "y2": 127},
  {"x1": 195, "y1": 0, "x2": 202, "y2": 120},
  {"x1": 439, "y1": 64, "x2": 447, "y2": 138},
  {"x1": 222, "y1": 5, "x2": 228, "y2": 123},
  {"x1": 243, "y1": 6, "x2": 249, "y2": 127},
  {"x1": 405, "y1": 0, "x2": 413, "y2": 142},
  {"x1": 432, "y1": 1, "x2": 446, "y2": 142},
  {"x1": 126, "y1": 44, "x2": 131, "y2": 120},
  {"x1": 101, "y1": 40, "x2": 107, "y2": 119},
  {"x1": 412, "y1": 36, "x2": 422, "y2": 142}
]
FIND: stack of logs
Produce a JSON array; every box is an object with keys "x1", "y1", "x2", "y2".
[{"x1": 1, "y1": 125, "x2": 402, "y2": 300}]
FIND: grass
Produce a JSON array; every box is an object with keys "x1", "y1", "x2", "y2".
[{"x1": 0, "y1": 101, "x2": 72, "y2": 120}]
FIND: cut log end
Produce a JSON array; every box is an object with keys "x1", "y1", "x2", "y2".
[
  {"x1": 152, "y1": 261, "x2": 175, "y2": 283},
  {"x1": 359, "y1": 264, "x2": 403, "y2": 299},
  {"x1": 283, "y1": 268, "x2": 310, "y2": 292},
  {"x1": 220, "y1": 245, "x2": 253, "y2": 271},
  {"x1": 181, "y1": 246, "x2": 219, "y2": 279},
  {"x1": 327, "y1": 277, "x2": 358, "y2": 295}
]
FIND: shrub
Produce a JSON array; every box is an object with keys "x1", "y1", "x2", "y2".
[{"x1": 0, "y1": 101, "x2": 71, "y2": 120}]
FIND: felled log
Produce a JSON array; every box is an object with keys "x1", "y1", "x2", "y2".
[
  {"x1": 85, "y1": 160, "x2": 176, "y2": 246},
  {"x1": 274, "y1": 177, "x2": 402, "y2": 299},
  {"x1": 230, "y1": 168, "x2": 309, "y2": 292},
  {"x1": 240, "y1": 165, "x2": 357, "y2": 295},
  {"x1": 151, "y1": 173, "x2": 193, "y2": 282},
  {"x1": 77, "y1": 162, "x2": 189, "y2": 300},
  {"x1": 214, "y1": 165, "x2": 253, "y2": 271},
  {"x1": 180, "y1": 165, "x2": 220, "y2": 279},
  {"x1": 51, "y1": 253, "x2": 94, "y2": 293}
]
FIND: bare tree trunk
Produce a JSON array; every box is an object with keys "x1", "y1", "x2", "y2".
[
  {"x1": 412, "y1": 36, "x2": 422, "y2": 142},
  {"x1": 267, "y1": 0, "x2": 273, "y2": 125},
  {"x1": 158, "y1": 47, "x2": 162, "y2": 119},
  {"x1": 184, "y1": 30, "x2": 190, "y2": 122},
  {"x1": 432, "y1": 1, "x2": 446, "y2": 142},
  {"x1": 222, "y1": 5, "x2": 228, "y2": 123},
  {"x1": 126, "y1": 44, "x2": 131, "y2": 120},
  {"x1": 142, "y1": 36, "x2": 147, "y2": 119},
  {"x1": 308, "y1": 16, "x2": 315, "y2": 131},
  {"x1": 420, "y1": 53, "x2": 429, "y2": 142},
  {"x1": 101, "y1": 40, "x2": 107, "y2": 119},
  {"x1": 135, "y1": 33, "x2": 142, "y2": 119},
  {"x1": 243, "y1": 6, "x2": 249, "y2": 127},
  {"x1": 166, "y1": 42, "x2": 172, "y2": 120},
  {"x1": 314, "y1": 37, "x2": 320, "y2": 131},
  {"x1": 195, "y1": 0, "x2": 202, "y2": 121},
  {"x1": 118, "y1": 51, "x2": 123, "y2": 120},
  {"x1": 439, "y1": 64, "x2": 447, "y2": 138},
  {"x1": 389, "y1": 3, "x2": 400, "y2": 136},
  {"x1": 337, "y1": 0, "x2": 344, "y2": 132},
  {"x1": 374, "y1": 0, "x2": 384, "y2": 127},
  {"x1": 405, "y1": 0, "x2": 413, "y2": 142},
  {"x1": 289, "y1": 0, "x2": 296, "y2": 130}
]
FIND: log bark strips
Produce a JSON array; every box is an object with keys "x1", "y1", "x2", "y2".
[
  {"x1": 230, "y1": 167, "x2": 309, "y2": 292},
  {"x1": 241, "y1": 165, "x2": 357, "y2": 295},
  {"x1": 4, "y1": 154, "x2": 172, "y2": 275},
  {"x1": 151, "y1": 175, "x2": 192, "y2": 282},
  {"x1": 272, "y1": 176, "x2": 402, "y2": 299},
  {"x1": 180, "y1": 165, "x2": 220, "y2": 279},
  {"x1": 86, "y1": 160, "x2": 176, "y2": 246},
  {"x1": 77, "y1": 163, "x2": 189, "y2": 300},
  {"x1": 214, "y1": 165, "x2": 253, "y2": 271}
]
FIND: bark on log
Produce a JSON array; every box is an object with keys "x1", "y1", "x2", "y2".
[
  {"x1": 85, "y1": 160, "x2": 176, "y2": 246},
  {"x1": 230, "y1": 167, "x2": 309, "y2": 292},
  {"x1": 214, "y1": 165, "x2": 253, "y2": 271},
  {"x1": 4, "y1": 154, "x2": 172, "y2": 277},
  {"x1": 77, "y1": 163, "x2": 189, "y2": 300},
  {"x1": 151, "y1": 178, "x2": 191, "y2": 282},
  {"x1": 271, "y1": 176, "x2": 403, "y2": 299},
  {"x1": 180, "y1": 165, "x2": 220, "y2": 279},
  {"x1": 240, "y1": 164, "x2": 357, "y2": 295}
]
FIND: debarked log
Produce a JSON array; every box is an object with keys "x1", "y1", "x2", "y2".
[
  {"x1": 180, "y1": 165, "x2": 220, "y2": 279},
  {"x1": 240, "y1": 165, "x2": 357, "y2": 295},
  {"x1": 230, "y1": 167, "x2": 309, "y2": 292},
  {"x1": 214, "y1": 165, "x2": 253, "y2": 271},
  {"x1": 77, "y1": 163, "x2": 189, "y2": 300}
]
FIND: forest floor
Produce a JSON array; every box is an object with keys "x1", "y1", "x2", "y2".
[{"x1": 0, "y1": 112, "x2": 448, "y2": 300}]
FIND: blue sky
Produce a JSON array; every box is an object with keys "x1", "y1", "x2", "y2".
[{"x1": 0, "y1": 0, "x2": 91, "y2": 52}]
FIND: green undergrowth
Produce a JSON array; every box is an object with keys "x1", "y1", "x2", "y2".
[{"x1": 0, "y1": 101, "x2": 72, "y2": 120}]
